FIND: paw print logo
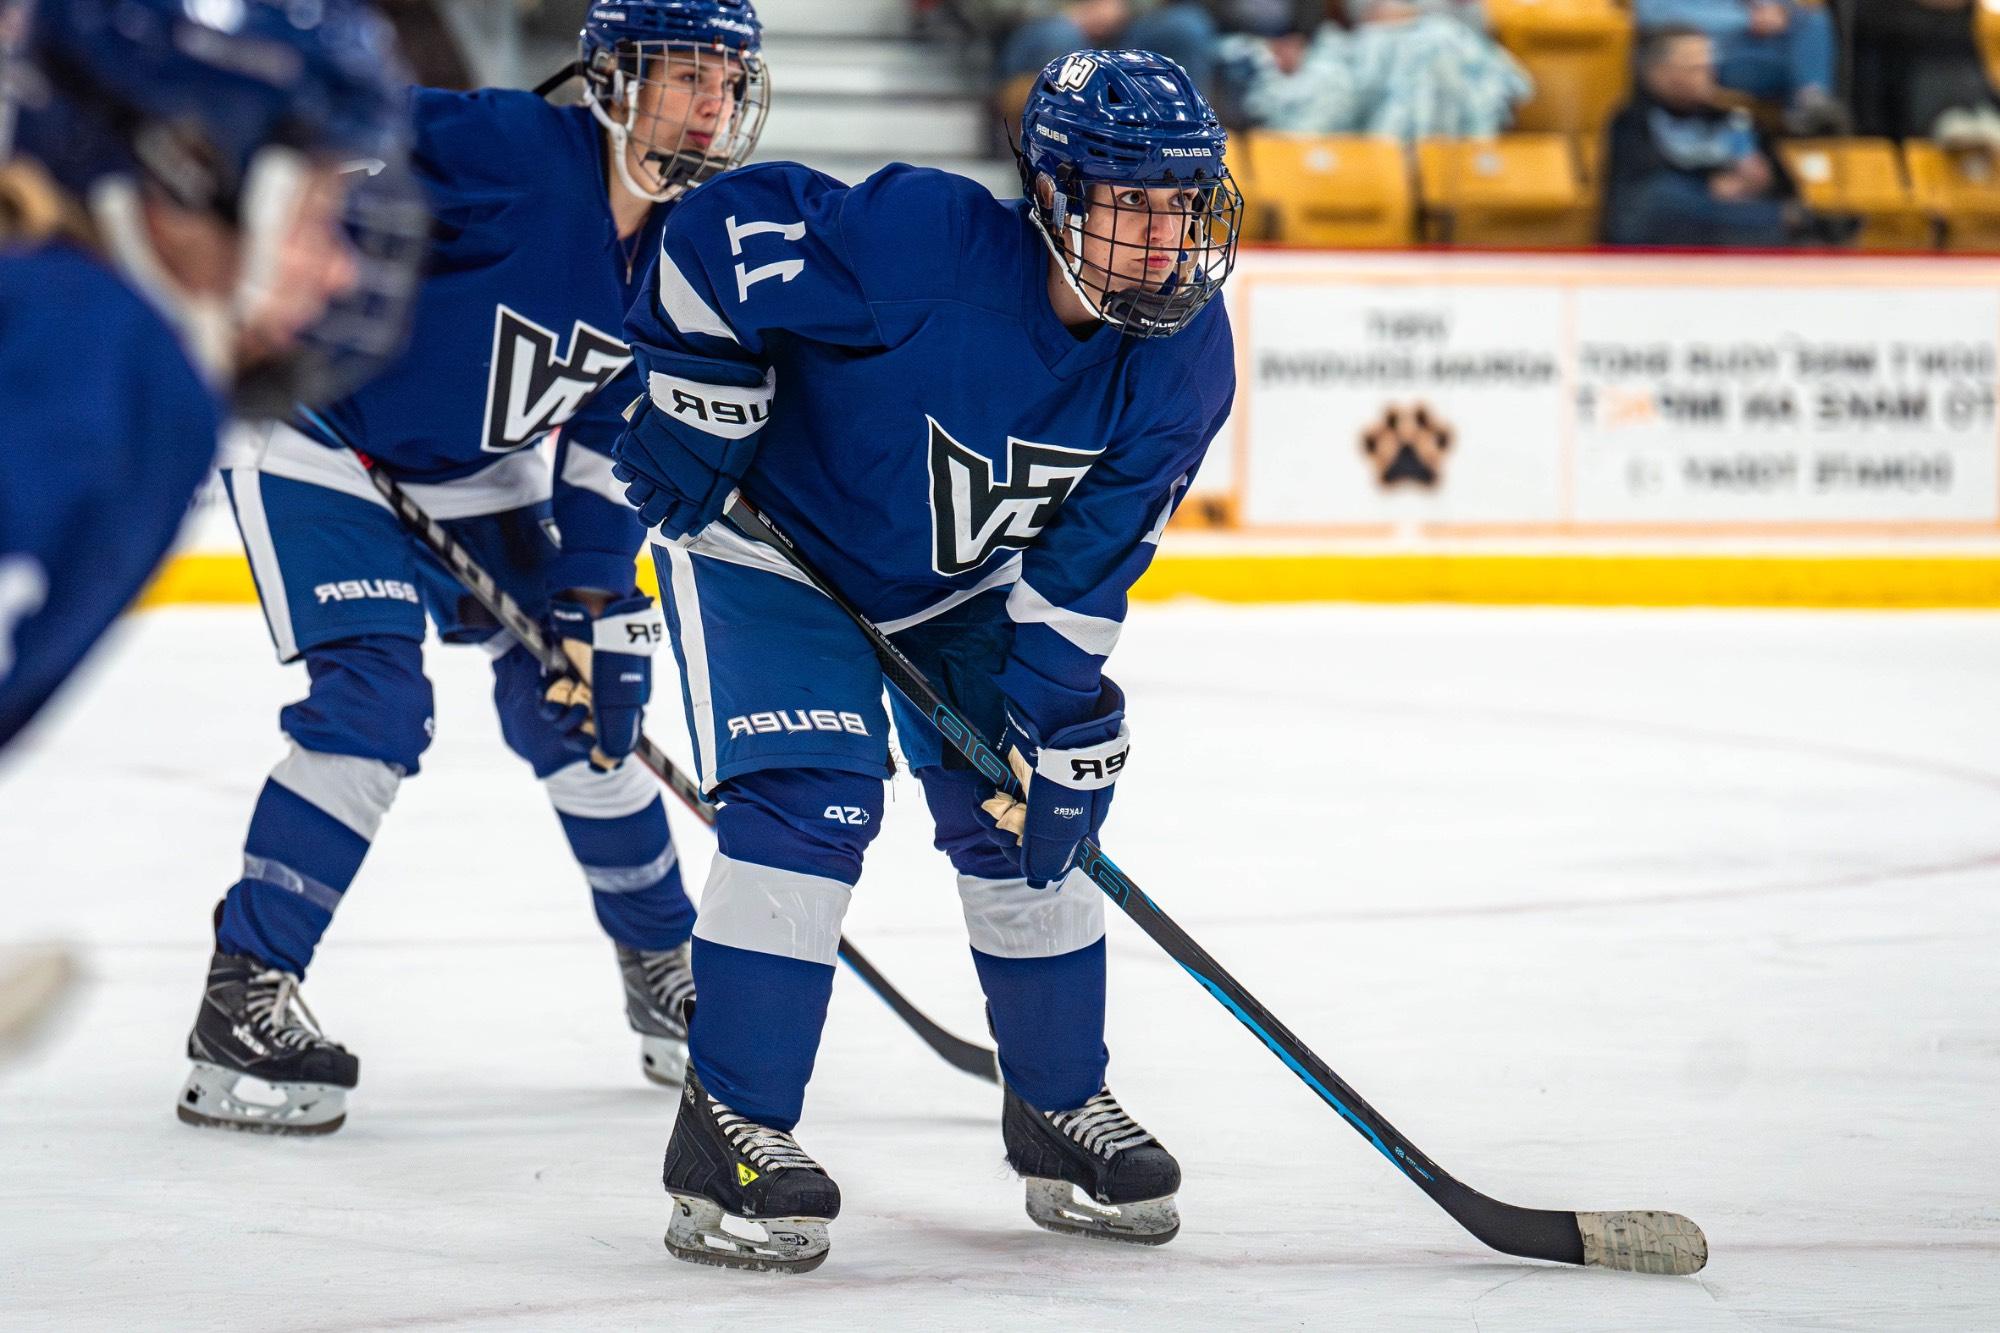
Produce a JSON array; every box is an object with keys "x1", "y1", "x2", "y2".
[{"x1": 1360, "y1": 403, "x2": 1454, "y2": 489}]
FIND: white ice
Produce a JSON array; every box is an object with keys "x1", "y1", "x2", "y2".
[{"x1": 3, "y1": 602, "x2": 1998, "y2": 1330}]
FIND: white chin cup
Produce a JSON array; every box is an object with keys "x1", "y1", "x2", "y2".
[
  {"x1": 232, "y1": 146, "x2": 313, "y2": 340},
  {"x1": 584, "y1": 76, "x2": 678, "y2": 205},
  {"x1": 88, "y1": 175, "x2": 235, "y2": 388}
]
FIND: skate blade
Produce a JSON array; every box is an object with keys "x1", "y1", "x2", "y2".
[
  {"x1": 664, "y1": 1193, "x2": 831, "y2": 1274},
  {"x1": 175, "y1": 1062, "x2": 348, "y2": 1137},
  {"x1": 639, "y1": 1033, "x2": 688, "y2": 1088},
  {"x1": 1024, "y1": 1177, "x2": 1180, "y2": 1246}
]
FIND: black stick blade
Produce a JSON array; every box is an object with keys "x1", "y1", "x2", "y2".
[{"x1": 836, "y1": 940, "x2": 999, "y2": 1084}]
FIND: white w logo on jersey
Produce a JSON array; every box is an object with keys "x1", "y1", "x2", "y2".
[
  {"x1": 925, "y1": 417, "x2": 1102, "y2": 577},
  {"x1": 479, "y1": 305, "x2": 633, "y2": 454}
]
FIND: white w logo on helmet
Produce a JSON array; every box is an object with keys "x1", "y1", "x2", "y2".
[{"x1": 1052, "y1": 54, "x2": 1098, "y2": 93}]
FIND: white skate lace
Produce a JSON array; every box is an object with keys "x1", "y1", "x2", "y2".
[
  {"x1": 710, "y1": 1099, "x2": 821, "y2": 1174},
  {"x1": 1047, "y1": 1089, "x2": 1156, "y2": 1159},
  {"x1": 639, "y1": 947, "x2": 696, "y2": 1014},
  {"x1": 244, "y1": 971, "x2": 329, "y2": 1051}
]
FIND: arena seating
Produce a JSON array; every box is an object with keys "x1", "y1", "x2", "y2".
[
  {"x1": 1486, "y1": 0, "x2": 1634, "y2": 138},
  {"x1": 1903, "y1": 140, "x2": 2000, "y2": 251},
  {"x1": 1777, "y1": 139, "x2": 1932, "y2": 250},
  {"x1": 1416, "y1": 134, "x2": 1591, "y2": 246},
  {"x1": 1241, "y1": 132, "x2": 1416, "y2": 248}
]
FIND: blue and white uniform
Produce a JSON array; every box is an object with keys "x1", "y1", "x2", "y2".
[
  {"x1": 0, "y1": 248, "x2": 223, "y2": 752},
  {"x1": 622, "y1": 159, "x2": 1236, "y2": 1128},
  {"x1": 213, "y1": 86, "x2": 689, "y2": 975},
  {"x1": 1, "y1": 0, "x2": 414, "y2": 763}
]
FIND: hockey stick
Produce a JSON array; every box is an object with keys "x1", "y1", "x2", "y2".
[
  {"x1": 291, "y1": 408, "x2": 998, "y2": 1085},
  {"x1": 722, "y1": 494, "x2": 1708, "y2": 1276}
]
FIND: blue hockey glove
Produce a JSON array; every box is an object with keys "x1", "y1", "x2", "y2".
[
  {"x1": 541, "y1": 593, "x2": 663, "y2": 770},
  {"x1": 978, "y1": 684, "x2": 1130, "y2": 889},
  {"x1": 611, "y1": 375, "x2": 770, "y2": 540}
]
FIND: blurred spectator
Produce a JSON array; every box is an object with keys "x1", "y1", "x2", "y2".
[
  {"x1": 1850, "y1": 0, "x2": 2000, "y2": 141},
  {"x1": 1216, "y1": 15, "x2": 1356, "y2": 130},
  {"x1": 381, "y1": 0, "x2": 475, "y2": 89},
  {"x1": 1603, "y1": 27, "x2": 1798, "y2": 246},
  {"x1": 1631, "y1": 0, "x2": 1848, "y2": 134},
  {"x1": 980, "y1": 1, "x2": 1222, "y2": 88},
  {"x1": 1216, "y1": 1, "x2": 1531, "y2": 140}
]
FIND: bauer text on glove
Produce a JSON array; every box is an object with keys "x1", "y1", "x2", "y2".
[
  {"x1": 541, "y1": 592, "x2": 662, "y2": 770},
  {"x1": 978, "y1": 685, "x2": 1128, "y2": 889},
  {"x1": 610, "y1": 365, "x2": 774, "y2": 540}
]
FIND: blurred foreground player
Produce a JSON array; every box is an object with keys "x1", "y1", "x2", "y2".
[
  {"x1": 176, "y1": 0, "x2": 771, "y2": 1136},
  {"x1": 613, "y1": 50, "x2": 1240, "y2": 1271},
  {"x1": 0, "y1": 0, "x2": 418, "y2": 758}
]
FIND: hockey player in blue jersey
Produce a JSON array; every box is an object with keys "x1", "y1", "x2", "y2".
[
  {"x1": 612, "y1": 50, "x2": 1242, "y2": 1271},
  {"x1": 0, "y1": 0, "x2": 417, "y2": 757},
  {"x1": 174, "y1": 0, "x2": 771, "y2": 1136}
]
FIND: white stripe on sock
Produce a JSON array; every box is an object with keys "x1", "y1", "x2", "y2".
[
  {"x1": 957, "y1": 867, "x2": 1105, "y2": 959},
  {"x1": 692, "y1": 853, "x2": 852, "y2": 966},
  {"x1": 544, "y1": 758, "x2": 658, "y2": 820},
  {"x1": 582, "y1": 843, "x2": 680, "y2": 894},
  {"x1": 268, "y1": 745, "x2": 401, "y2": 842}
]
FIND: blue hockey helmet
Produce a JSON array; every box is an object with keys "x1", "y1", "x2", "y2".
[
  {"x1": 3, "y1": 0, "x2": 425, "y2": 415},
  {"x1": 1017, "y1": 49, "x2": 1242, "y2": 339},
  {"x1": 580, "y1": 0, "x2": 769, "y2": 203}
]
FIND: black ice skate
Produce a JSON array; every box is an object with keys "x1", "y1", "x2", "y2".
[
  {"x1": 1004, "y1": 1082, "x2": 1181, "y2": 1245},
  {"x1": 177, "y1": 949, "x2": 357, "y2": 1136},
  {"x1": 661, "y1": 1068, "x2": 840, "y2": 1274},
  {"x1": 617, "y1": 942, "x2": 693, "y2": 1086}
]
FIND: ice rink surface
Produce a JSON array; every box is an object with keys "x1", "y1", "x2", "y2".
[{"x1": 4, "y1": 602, "x2": 1998, "y2": 1330}]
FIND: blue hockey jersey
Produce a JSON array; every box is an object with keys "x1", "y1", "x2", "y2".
[
  {"x1": 622, "y1": 162, "x2": 1236, "y2": 734},
  {"x1": 301, "y1": 87, "x2": 662, "y2": 595},
  {"x1": 0, "y1": 243, "x2": 223, "y2": 752}
]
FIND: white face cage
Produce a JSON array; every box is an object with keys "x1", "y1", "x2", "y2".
[{"x1": 583, "y1": 40, "x2": 769, "y2": 204}]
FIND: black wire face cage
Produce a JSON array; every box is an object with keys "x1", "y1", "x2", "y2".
[
  {"x1": 1032, "y1": 164, "x2": 1244, "y2": 339},
  {"x1": 585, "y1": 40, "x2": 769, "y2": 202},
  {"x1": 235, "y1": 158, "x2": 430, "y2": 419}
]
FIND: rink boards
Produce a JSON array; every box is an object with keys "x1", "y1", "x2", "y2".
[{"x1": 145, "y1": 249, "x2": 2000, "y2": 609}]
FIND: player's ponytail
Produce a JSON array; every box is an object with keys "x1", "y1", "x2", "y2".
[{"x1": 0, "y1": 158, "x2": 95, "y2": 249}]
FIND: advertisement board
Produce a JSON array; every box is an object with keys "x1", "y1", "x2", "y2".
[
  {"x1": 150, "y1": 251, "x2": 2000, "y2": 610},
  {"x1": 1220, "y1": 251, "x2": 2000, "y2": 541}
]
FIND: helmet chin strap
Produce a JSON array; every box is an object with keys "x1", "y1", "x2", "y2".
[
  {"x1": 89, "y1": 176, "x2": 234, "y2": 389},
  {"x1": 584, "y1": 75, "x2": 679, "y2": 205},
  {"x1": 1027, "y1": 192, "x2": 1111, "y2": 328}
]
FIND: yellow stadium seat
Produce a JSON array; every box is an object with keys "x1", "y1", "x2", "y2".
[
  {"x1": 1243, "y1": 133, "x2": 1414, "y2": 248},
  {"x1": 996, "y1": 70, "x2": 1038, "y2": 128},
  {"x1": 1226, "y1": 145, "x2": 1277, "y2": 243},
  {"x1": 1904, "y1": 140, "x2": 2000, "y2": 251},
  {"x1": 1978, "y1": 0, "x2": 2000, "y2": 91},
  {"x1": 1489, "y1": 0, "x2": 1634, "y2": 137},
  {"x1": 1572, "y1": 132, "x2": 1606, "y2": 237},
  {"x1": 1417, "y1": 134, "x2": 1590, "y2": 246},
  {"x1": 1778, "y1": 139, "x2": 1933, "y2": 249}
]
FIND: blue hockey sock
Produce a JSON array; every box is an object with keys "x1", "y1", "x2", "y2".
[
  {"x1": 688, "y1": 935, "x2": 833, "y2": 1131},
  {"x1": 557, "y1": 799, "x2": 693, "y2": 950},
  {"x1": 680, "y1": 767, "x2": 880, "y2": 1130},
  {"x1": 543, "y1": 761, "x2": 694, "y2": 951},
  {"x1": 972, "y1": 939, "x2": 1109, "y2": 1113},
  {"x1": 216, "y1": 748, "x2": 401, "y2": 976}
]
